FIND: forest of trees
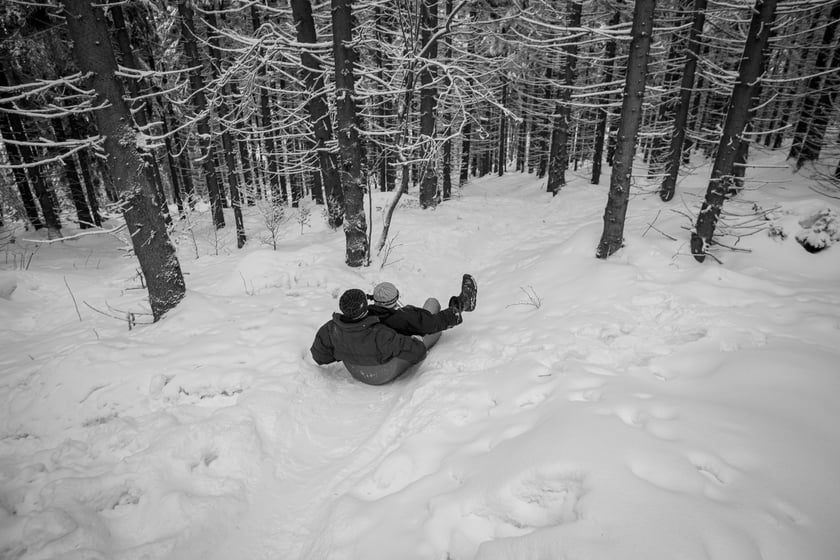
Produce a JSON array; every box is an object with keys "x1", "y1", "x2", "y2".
[{"x1": 1, "y1": 0, "x2": 838, "y2": 318}]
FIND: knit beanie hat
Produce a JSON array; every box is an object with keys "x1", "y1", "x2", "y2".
[
  {"x1": 339, "y1": 288, "x2": 369, "y2": 320},
  {"x1": 373, "y1": 282, "x2": 400, "y2": 308}
]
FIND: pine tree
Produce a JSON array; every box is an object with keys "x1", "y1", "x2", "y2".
[
  {"x1": 332, "y1": 0, "x2": 369, "y2": 267},
  {"x1": 596, "y1": 0, "x2": 656, "y2": 259},
  {"x1": 691, "y1": 0, "x2": 778, "y2": 262},
  {"x1": 61, "y1": 0, "x2": 185, "y2": 320}
]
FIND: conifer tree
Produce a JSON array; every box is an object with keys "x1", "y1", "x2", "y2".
[{"x1": 62, "y1": 0, "x2": 185, "y2": 320}]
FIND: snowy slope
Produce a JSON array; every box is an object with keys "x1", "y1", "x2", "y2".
[{"x1": 1, "y1": 151, "x2": 839, "y2": 560}]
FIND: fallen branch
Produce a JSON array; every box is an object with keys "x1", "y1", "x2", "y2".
[
  {"x1": 642, "y1": 210, "x2": 678, "y2": 241},
  {"x1": 83, "y1": 301, "x2": 153, "y2": 329},
  {"x1": 22, "y1": 223, "x2": 127, "y2": 244},
  {"x1": 64, "y1": 276, "x2": 83, "y2": 322}
]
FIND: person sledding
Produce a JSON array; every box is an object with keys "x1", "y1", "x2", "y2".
[
  {"x1": 310, "y1": 275, "x2": 477, "y2": 385},
  {"x1": 368, "y1": 274, "x2": 477, "y2": 339}
]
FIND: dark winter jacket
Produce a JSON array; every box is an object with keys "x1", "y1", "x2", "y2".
[
  {"x1": 368, "y1": 304, "x2": 461, "y2": 336},
  {"x1": 310, "y1": 313, "x2": 427, "y2": 367}
]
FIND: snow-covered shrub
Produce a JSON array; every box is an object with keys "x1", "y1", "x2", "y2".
[
  {"x1": 767, "y1": 222, "x2": 788, "y2": 241},
  {"x1": 256, "y1": 199, "x2": 287, "y2": 250},
  {"x1": 795, "y1": 208, "x2": 840, "y2": 253}
]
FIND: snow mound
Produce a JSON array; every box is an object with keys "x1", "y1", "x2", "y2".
[
  {"x1": 0, "y1": 272, "x2": 16, "y2": 299},
  {"x1": 795, "y1": 208, "x2": 840, "y2": 253}
]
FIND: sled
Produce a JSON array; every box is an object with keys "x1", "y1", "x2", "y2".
[{"x1": 344, "y1": 298, "x2": 443, "y2": 385}]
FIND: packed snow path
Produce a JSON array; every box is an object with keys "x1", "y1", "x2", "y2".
[{"x1": 2, "y1": 166, "x2": 839, "y2": 560}]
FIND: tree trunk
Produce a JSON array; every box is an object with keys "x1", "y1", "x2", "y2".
[
  {"x1": 459, "y1": 119, "x2": 472, "y2": 186},
  {"x1": 592, "y1": 9, "x2": 618, "y2": 186},
  {"x1": 371, "y1": 4, "x2": 395, "y2": 194},
  {"x1": 0, "y1": 71, "x2": 61, "y2": 235},
  {"x1": 419, "y1": 0, "x2": 440, "y2": 208},
  {"x1": 110, "y1": 2, "x2": 169, "y2": 224},
  {"x1": 173, "y1": 118, "x2": 195, "y2": 207},
  {"x1": 332, "y1": 0, "x2": 368, "y2": 267},
  {"x1": 691, "y1": 0, "x2": 777, "y2": 262},
  {"x1": 835, "y1": 130, "x2": 840, "y2": 179},
  {"x1": 157, "y1": 111, "x2": 184, "y2": 216},
  {"x1": 75, "y1": 151, "x2": 102, "y2": 227},
  {"x1": 647, "y1": 1, "x2": 690, "y2": 180},
  {"x1": 178, "y1": 0, "x2": 225, "y2": 228},
  {"x1": 291, "y1": 0, "x2": 344, "y2": 227},
  {"x1": 65, "y1": 114, "x2": 103, "y2": 226},
  {"x1": 789, "y1": 2, "x2": 840, "y2": 166},
  {"x1": 536, "y1": 67, "x2": 552, "y2": 179},
  {"x1": 441, "y1": 0, "x2": 454, "y2": 199},
  {"x1": 795, "y1": 19, "x2": 840, "y2": 167},
  {"x1": 250, "y1": 5, "x2": 283, "y2": 206},
  {"x1": 0, "y1": 116, "x2": 43, "y2": 229},
  {"x1": 52, "y1": 117, "x2": 95, "y2": 228},
  {"x1": 517, "y1": 108, "x2": 528, "y2": 173},
  {"x1": 226, "y1": 80, "x2": 254, "y2": 199},
  {"x1": 660, "y1": 0, "x2": 707, "y2": 201},
  {"x1": 497, "y1": 78, "x2": 508, "y2": 177},
  {"x1": 547, "y1": 0, "x2": 582, "y2": 195},
  {"x1": 596, "y1": 0, "x2": 656, "y2": 259},
  {"x1": 62, "y1": 0, "x2": 185, "y2": 319},
  {"x1": 205, "y1": 3, "x2": 246, "y2": 247}
]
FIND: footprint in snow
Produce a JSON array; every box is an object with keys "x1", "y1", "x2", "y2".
[
  {"x1": 475, "y1": 468, "x2": 587, "y2": 532},
  {"x1": 599, "y1": 400, "x2": 681, "y2": 441},
  {"x1": 149, "y1": 371, "x2": 252, "y2": 407}
]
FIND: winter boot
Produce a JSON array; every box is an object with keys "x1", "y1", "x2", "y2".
[
  {"x1": 457, "y1": 274, "x2": 477, "y2": 312},
  {"x1": 447, "y1": 296, "x2": 464, "y2": 324}
]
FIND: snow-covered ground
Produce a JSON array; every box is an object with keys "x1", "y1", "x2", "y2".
[{"x1": 1, "y1": 151, "x2": 839, "y2": 560}]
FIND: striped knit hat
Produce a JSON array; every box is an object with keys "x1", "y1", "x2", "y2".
[{"x1": 372, "y1": 282, "x2": 400, "y2": 308}]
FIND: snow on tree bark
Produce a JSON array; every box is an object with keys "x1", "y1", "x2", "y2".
[
  {"x1": 291, "y1": 0, "x2": 345, "y2": 228},
  {"x1": 110, "y1": 2, "x2": 169, "y2": 226},
  {"x1": 61, "y1": 0, "x2": 185, "y2": 320},
  {"x1": 0, "y1": 69, "x2": 61, "y2": 236},
  {"x1": 591, "y1": 8, "x2": 621, "y2": 186},
  {"x1": 788, "y1": 2, "x2": 840, "y2": 168},
  {"x1": 0, "y1": 116, "x2": 43, "y2": 230},
  {"x1": 52, "y1": 117, "x2": 94, "y2": 228},
  {"x1": 250, "y1": 4, "x2": 284, "y2": 206},
  {"x1": 205, "y1": 6, "x2": 247, "y2": 249},
  {"x1": 660, "y1": 0, "x2": 707, "y2": 202},
  {"x1": 691, "y1": 0, "x2": 777, "y2": 262},
  {"x1": 497, "y1": 78, "x2": 507, "y2": 178},
  {"x1": 546, "y1": 0, "x2": 582, "y2": 196},
  {"x1": 596, "y1": 0, "x2": 656, "y2": 259},
  {"x1": 177, "y1": 0, "x2": 226, "y2": 230},
  {"x1": 419, "y1": 0, "x2": 440, "y2": 209},
  {"x1": 459, "y1": 118, "x2": 472, "y2": 187},
  {"x1": 332, "y1": 0, "x2": 369, "y2": 267}
]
